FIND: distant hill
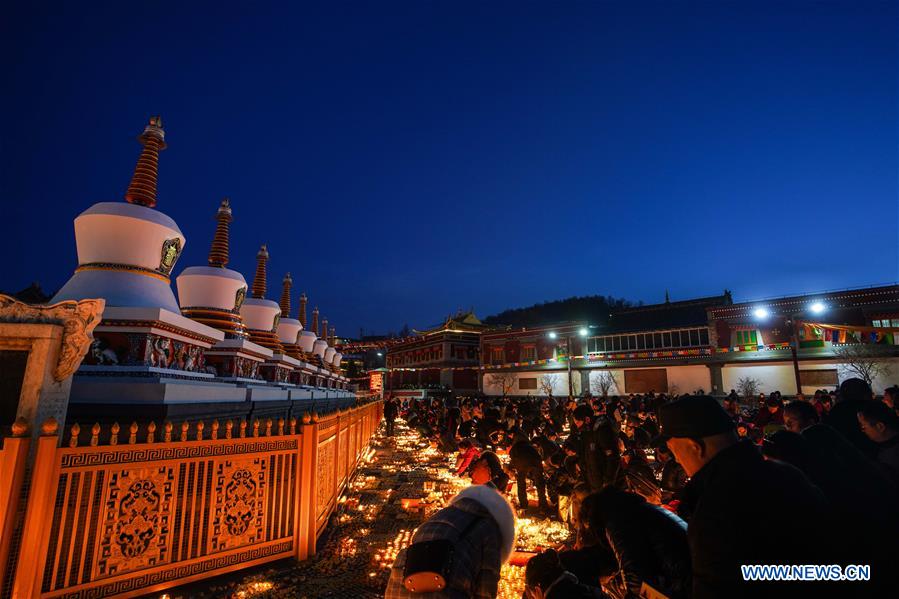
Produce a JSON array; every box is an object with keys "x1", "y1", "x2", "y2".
[{"x1": 483, "y1": 295, "x2": 636, "y2": 328}]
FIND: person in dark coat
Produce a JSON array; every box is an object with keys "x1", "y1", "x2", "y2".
[
  {"x1": 385, "y1": 484, "x2": 516, "y2": 599},
  {"x1": 825, "y1": 377, "x2": 877, "y2": 457},
  {"x1": 509, "y1": 438, "x2": 550, "y2": 513},
  {"x1": 469, "y1": 450, "x2": 510, "y2": 492},
  {"x1": 660, "y1": 395, "x2": 842, "y2": 599},
  {"x1": 579, "y1": 487, "x2": 691, "y2": 599},
  {"x1": 763, "y1": 425, "x2": 899, "y2": 595},
  {"x1": 654, "y1": 442, "x2": 687, "y2": 503},
  {"x1": 384, "y1": 397, "x2": 398, "y2": 436},
  {"x1": 782, "y1": 398, "x2": 819, "y2": 433},
  {"x1": 573, "y1": 405, "x2": 620, "y2": 493},
  {"x1": 524, "y1": 548, "x2": 604, "y2": 599},
  {"x1": 857, "y1": 400, "x2": 899, "y2": 478}
]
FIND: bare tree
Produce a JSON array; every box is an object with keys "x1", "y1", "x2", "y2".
[
  {"x1": 737, "y1": 376, "x2": 760, "y2": 399},
  {"x1": 591, "y1": 371, "x2": 617, "y2": 397},
  {"x1": 486, "y1": 372, "x2": 516, "y2": 398},
  {"x1": 834, "y1": 343, "x2": 893, "y2": 388},
  {"x1": 539, "y1": 373, "x2": 560, "y2": 398}
]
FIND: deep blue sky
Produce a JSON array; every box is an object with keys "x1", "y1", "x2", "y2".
[{"x1": 2, "y1": 1, "x2": 897, "y2": 336}]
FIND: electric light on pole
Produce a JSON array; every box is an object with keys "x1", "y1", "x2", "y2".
[{"x1": 753, "y1": 302, "x2": 827, "y2": 395}]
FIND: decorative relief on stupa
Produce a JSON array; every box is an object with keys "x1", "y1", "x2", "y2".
[
  {"x1": 159, "y1": 238, "x2": 182, "y2": 275},
  {"x1": 234, "y1": 286, "x2": 247, "y2": 311}
]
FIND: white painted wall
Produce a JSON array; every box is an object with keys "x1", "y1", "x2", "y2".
[
  {"x1": 482, "y1": 371, "x2": 570, "y2": 396},
  {"x1": 722, "y1": 362, "x2": 798, "y2": 395},
  {"x1": 483, "y1": 358, "x2": 899, "y2": 397},
  {"x1": 667, "y1": 365, "x2": 713, "y2": 395},
  {"x1": 723, "y1": 358, "x2": 899, "y2": 396}
]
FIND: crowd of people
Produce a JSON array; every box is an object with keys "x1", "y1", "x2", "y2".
[{"x1": 383, "y1": 380, "x2": 899, "y2": 599}]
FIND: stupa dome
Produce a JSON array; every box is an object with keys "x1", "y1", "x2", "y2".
[
  {"x1": 312, "y1": 339, "x2": 328, "y2": 358},
  {"x1": 298, "y1": 330, "x2": 317, "y2": 352}
]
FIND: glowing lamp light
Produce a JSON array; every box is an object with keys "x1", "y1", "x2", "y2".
[
  {"x1": 377, "y1": 352, "x2": 383, "y2": 357},
  {"x1": 548, "y1": 331, "x2": 558, "y2": 339},
  {"x1": 810, "y1": 302, "x2": 825, "y2": 314},
  {"x1": 753, "y1": 308, "x2": 769, "y2": 320},
  {"x1": 578, "y1": 328, "x2": 588, "y2": 337}
]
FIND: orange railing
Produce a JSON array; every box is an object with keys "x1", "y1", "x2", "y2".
[{"x1": 2, "y1": 400, "x2": 383, "y2": 599}]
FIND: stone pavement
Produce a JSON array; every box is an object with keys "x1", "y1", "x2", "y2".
[{"x1": 156, "y1": 420, "x2": 572, "y2": 599}]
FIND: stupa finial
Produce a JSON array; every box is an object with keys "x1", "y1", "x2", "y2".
[
  {"x1": 124, "y1": 116, "x2": 166, "y2": 208},
  {"x1": 280, "y1": 273, "x2": 292, "y2": 317},
  {"x1": 312, "y1": 306, "x2": 319, "y2": 335},
  {"x1": 208, "y1": 198, "x2": 232, "y2": 267},
  {"x1": 251, "y1": 244, "x2": 269, "y2": 299},
  {"x1": 299, "y1": 292, "x2": 308, "y2": 326},
  {"x1": 322, "y1": 317, "x2": 329, "y2": 343}
]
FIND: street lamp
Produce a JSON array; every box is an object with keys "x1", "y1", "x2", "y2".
[
  {"x1": 548, "y1": 331, "x2": 558, "y2": 339},
  {"x1": 753, "y1": 303, "x2": 826, "y2": 396},
  {"x1": 565, "y1": 326, "x2": 591, "y2": 401}
]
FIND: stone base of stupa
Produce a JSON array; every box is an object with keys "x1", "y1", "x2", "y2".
[
  {"x1": 259, "y1": 353, "x2": 300, "y2": 385},
  {"x1": 204, "y1": 337, "x2": 272, "y2": 381}
]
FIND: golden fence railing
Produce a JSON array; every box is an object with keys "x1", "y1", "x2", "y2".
[{"x1": 1, "y1": 400, "x2": 382, "y2": 599}]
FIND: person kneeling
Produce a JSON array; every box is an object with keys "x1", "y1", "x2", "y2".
[
  {"x1": 385, "y1": 484, "x2": 516, "y2": 599},
  {"x1": 524, "y1": 548, "x2": 605, "y2": 599}
]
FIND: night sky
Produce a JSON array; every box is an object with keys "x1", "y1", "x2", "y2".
[{"x1": 2, "y1": 1, "x2": 896, "y2": 336}]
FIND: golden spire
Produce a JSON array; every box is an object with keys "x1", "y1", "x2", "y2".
[
  {"x1": 124, "y1": 116, "x2": 166, "y2": 208},
  {"x1": 208, "y1": 198, "x2": 232, "y2": 267},
  {"x1": 322, "y1": 317, "x2": 329, "y2": 343},
  {"x1": 299, "y1": 292, "x2": 307, "y2": 326},
  {"x1": 329, "y1": 326, "x2": 336, "y2": 345},
  {"x1": 251, "y1": 245, "x2": 269, "y2": 299},
  {"x1": 280, "y1": 273, "x2": 292, "y2": 317},
  {"x1": 312, "y1": 306, "x2": 319, "y2": 335}
]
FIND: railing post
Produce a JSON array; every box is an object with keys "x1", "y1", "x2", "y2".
[
  {"x1": 11, "y1": 418, "x2": 61, "y2": 599},
  {"x1": 294, "y1": 414, "x2": 319, "y2": 561},
  {"x1": 0, "y1": 419, "x2": 31, "y2": 594}
]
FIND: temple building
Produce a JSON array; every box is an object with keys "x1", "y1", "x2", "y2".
[
  {"x1": 480, "y1": 286, "x2": 899, "y2": 397},
  {"x1": 48, "y1": 116, "x2": 352, "y2": 426},
  {"x1": 385, "y1": 311, "x2": 488, "y2": 393}
]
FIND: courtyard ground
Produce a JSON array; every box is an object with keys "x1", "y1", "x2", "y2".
[{"x1": 156, "y1": 420, "x2": 571, "y2": 599}]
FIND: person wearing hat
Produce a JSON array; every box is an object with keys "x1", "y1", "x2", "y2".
[{"x1": 659, "y1": 395, "x2": 839, "y2": 599}]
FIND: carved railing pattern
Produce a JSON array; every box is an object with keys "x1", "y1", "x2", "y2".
[{"x1": 1, "y1": 399, "x2": 382, "y2": 599}]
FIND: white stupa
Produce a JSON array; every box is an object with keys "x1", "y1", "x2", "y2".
[
  {"x1": 53, "y1": 117, "x2": 185, "y2": 312},
  {"x1": 176, "y1": 199, "x2": 249, "y2": 337}
]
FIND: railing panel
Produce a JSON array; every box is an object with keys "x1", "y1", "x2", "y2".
[
  {"x1": 40, "y1": 436, "x2": 299, "y2": 596},
  {"x1": 5, "y1": 402, "x2": 381, "y2": 598}
]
